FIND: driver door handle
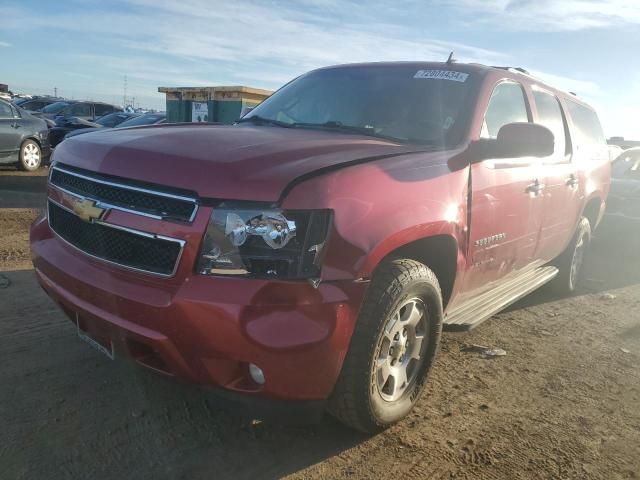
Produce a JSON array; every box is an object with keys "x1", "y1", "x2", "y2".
[
  {"x1": 526, "y1": 179, "x2": 545, "y2": 195},
  {"x1": 566, "y1": 174, "x2": 579, "y2": 188}
]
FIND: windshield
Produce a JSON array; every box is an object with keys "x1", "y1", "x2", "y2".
[
  {"x1": 244, "y1": 66, "x2": 475, "y2": 145},
  {"x1": 41, "y1": 101, "x2": 69, "y2": 113},
  {"x1": 118, "y1": 113, "x2": 165, "y2": 127},
  {"x1": 19, "y1": 100, "x2": 44, "y2": 111}
]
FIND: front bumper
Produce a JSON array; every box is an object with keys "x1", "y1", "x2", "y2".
[{"x1": 31, "y1": 215, "x2": 368, "y2": 402}]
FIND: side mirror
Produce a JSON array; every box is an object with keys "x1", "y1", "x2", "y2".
[{"x1": 494, "y1": 122, "x2": 555, "y2": 158}]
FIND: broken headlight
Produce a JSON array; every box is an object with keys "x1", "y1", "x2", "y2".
[{"x1": 197, "y1": 205, "x2": 332, "y2": 279}]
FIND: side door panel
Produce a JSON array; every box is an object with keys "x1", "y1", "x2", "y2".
[
  {"x1": 538, "y1": 161, "x2": 582, "y2": 261},
  {"x1": 532, "y1": 89, "x2": 582, "y2": 262},
  {"x1": 68, "y1": 103, "x2": 92, "y2": 121},
  {"x1": 565, "y1": 99, "x2": 611, "y2": 227},
  {"x1": 0, "y1": 102, "x2": 22, "y2": 160},
  {"x1": 457, "y1": 80, "x2": 546, "y2": 303},
  {"x1": 462, "y1": 159, "x2": 545, "y2": 296}
]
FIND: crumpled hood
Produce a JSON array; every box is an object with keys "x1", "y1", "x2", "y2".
[{"x1": 53, "y1": 123, "x2": 432, "y2": 201}]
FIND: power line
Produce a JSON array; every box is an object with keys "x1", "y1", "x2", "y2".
[{"x1": 123, "y1": 75, "x2": 127, "y2": 106}]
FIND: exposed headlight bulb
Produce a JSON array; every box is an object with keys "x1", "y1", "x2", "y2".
[
  {"x1": 251, "y1": 213, "x2": 296, "y2": 249},
  {"x1": 225, "y1": 212, "x2": 248, "y2": 246},
  {"x1": 225, "y1": 211, "x2": 296, "y2": 249}
]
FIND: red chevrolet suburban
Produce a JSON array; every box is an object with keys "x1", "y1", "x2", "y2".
[{"x1": 30, "y1": 62, "x2": 610, "y2": 432}]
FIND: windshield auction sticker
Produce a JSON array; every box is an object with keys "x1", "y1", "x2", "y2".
[{"x1": 414, "y1": 70, "x2": 469, "y2": 82}]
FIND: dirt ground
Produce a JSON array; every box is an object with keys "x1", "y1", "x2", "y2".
[{"x1": 1, "y1": 170, "x2": 639, "y2": 479}]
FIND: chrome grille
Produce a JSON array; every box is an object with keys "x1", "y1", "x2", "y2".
[
  {"x1": 50, "y1": 164, "x2": 198, "y2": 222},
  {"x1": 48, "y1": 200, "x2": 184, "y2": 277}
]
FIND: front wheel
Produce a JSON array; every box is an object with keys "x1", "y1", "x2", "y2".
[
  {"x1": 552, "y1": 217, "x2": 591, "y2": 294},
  {"x1": 19, "y1": 140, "x2": 42, "y2": 171},
  {"x1": 328, "y1": 259, "x2": 443, "y2": 433}
]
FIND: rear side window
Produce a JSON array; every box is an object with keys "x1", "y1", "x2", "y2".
[
  {"x1": 94, "y1": 104, "x2": 115, "y2": 117},
  {"x1": 481, "y1": 81, "x2": 529, "y2": 138},
  {"x1": 22, "y1": 100, "x2": 45, "y2": 110},
  {"x1": 566, "y1": 100, "x2": 606, "y2": 147},
  {"x1": 69, "y1": 103, "x2": 91, "y2": 116},
  {"x1": 533, "y1": 90, "x2": 568, "y2": 159},
  {"x1": 0, "y1": 101, "x2": 12, "y2": 119}
]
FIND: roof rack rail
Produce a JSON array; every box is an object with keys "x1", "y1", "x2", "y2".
[{"x1": 491, "y1": 66, "x2": 531, "y2": 75}]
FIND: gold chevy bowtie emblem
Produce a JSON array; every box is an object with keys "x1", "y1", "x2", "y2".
[{"x1": 72, "y1": 198, "x2": 105, "y2": 222}]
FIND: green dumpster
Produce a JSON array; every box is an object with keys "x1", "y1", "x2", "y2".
[{"x1": 157, "y1": 86, "x2": 272, "y2": 124}]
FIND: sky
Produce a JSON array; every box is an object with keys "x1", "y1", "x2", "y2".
[{"x1": 1, "y1": 0, "x2": 639, "y2": 138}]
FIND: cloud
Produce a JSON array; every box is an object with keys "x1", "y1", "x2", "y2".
[
  {"x1": 438, "y1": 0, "x2": 640, "y2": 31},
  {"x1": 0, "y1": 41, "x2": 11, "y2": 47},
  {"x1": 528, "y1": 69, "x2": 601, "y2": 96},
  {"x1": 3, "y1": 1, "x2": 505, "y2": 77}
]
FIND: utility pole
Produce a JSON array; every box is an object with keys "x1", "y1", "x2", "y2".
[
  {"x1": 123, "y1": 75, "x2": 128, "y2": 107},
  {"x1": 54, "y1": 87, "x2": 58, "y2": 97}
]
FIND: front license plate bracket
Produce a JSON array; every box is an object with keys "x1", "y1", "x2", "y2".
[{"x1": 76, "y1": 314, "x2": 114, "y2": 360}]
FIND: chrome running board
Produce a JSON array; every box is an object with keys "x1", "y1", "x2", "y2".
[{"x1": 444, "y1": 266, "x2": 559, "y2": 331}]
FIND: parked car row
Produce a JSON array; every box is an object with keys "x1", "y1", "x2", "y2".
[
  {"x1": 14, "y1": 96, "x2": 64, "y2": 112},
  {"x1": 0, "y1": 94, "x2": 167, "y2": 170},
  {"x1": 33, "y1": 100, "x2": 123, "y2": 123},
  {"x1": 48, "y1": 111, "x2": 166, "y2": 147}
]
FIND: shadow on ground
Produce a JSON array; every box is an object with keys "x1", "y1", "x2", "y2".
[{"x1": 0, "y1": 170, "x2": 48, "y2": 208}]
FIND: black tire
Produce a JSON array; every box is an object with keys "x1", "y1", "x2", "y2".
[
  {"x1": 18, "y1": 139, "x2": 42, "y2": 171},
  {"x1": 551, "y1": 217, "x2": 591, "y2": 294},
  {"x1": 328, "y1": 259, "x2": 443, "y2": 433}
]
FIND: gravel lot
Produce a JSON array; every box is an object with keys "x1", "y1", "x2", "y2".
[{"x1": 1, "y1": 169, "x2": 639, "y2": 479}]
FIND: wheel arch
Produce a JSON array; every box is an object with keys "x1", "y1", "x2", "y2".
[
  {"x1": 582, "y1": 195, "x2": 603, "y2": 231},
  {"x1": 365, "y1": 232, "x2": 460, "y2": 309},
  {"x1": 22, "y1": 136, "x2": 42, "y2": 147}
]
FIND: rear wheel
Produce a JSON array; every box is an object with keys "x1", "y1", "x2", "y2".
[
  {"x1": 552, "y1": 217, "x2": 591, "y2": 294},
  {"x1": 19, "y1": 140, "x2": 42, "y2": 171},
  {"x1": 328, "y1": 259, "x2": 443, "y2": 433}
]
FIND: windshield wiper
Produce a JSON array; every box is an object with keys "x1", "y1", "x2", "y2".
[
  {"x1": 290, "y1": 120, "x2": 405, "y2": 143},
  {"x1": 236, "y1": 115, "x2": 293, "y2": 128}
]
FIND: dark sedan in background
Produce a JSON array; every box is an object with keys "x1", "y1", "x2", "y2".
[
  {"x1": 0, "y1": 99, "x2": 50, "y2": 170},
  {"x1": 605, "y1": 147, "x2": 640, "y2": 224},
  {"x1": 62, "y1": 112, "x2": 166, "y2": 140},
  {"x1": 18, "y1": 97, "x2": 63, "y2": 113},
  {"x1": 48, "y1": 112, "x2": 140, "y2": 148},
  {"x1": 36, "y1": 101, "x2": 122, "y2": 123}
]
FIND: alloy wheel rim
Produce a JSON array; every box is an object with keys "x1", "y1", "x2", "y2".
[
  {"x1": 374, "y1": 298, "x2": 428, "y2": 402},
  {"x1": 570, "y1": 235, "x2": 585, "y2": 288},
  {"x1": 23, "y1": 143, "x2": 40, "y2": 168}
]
